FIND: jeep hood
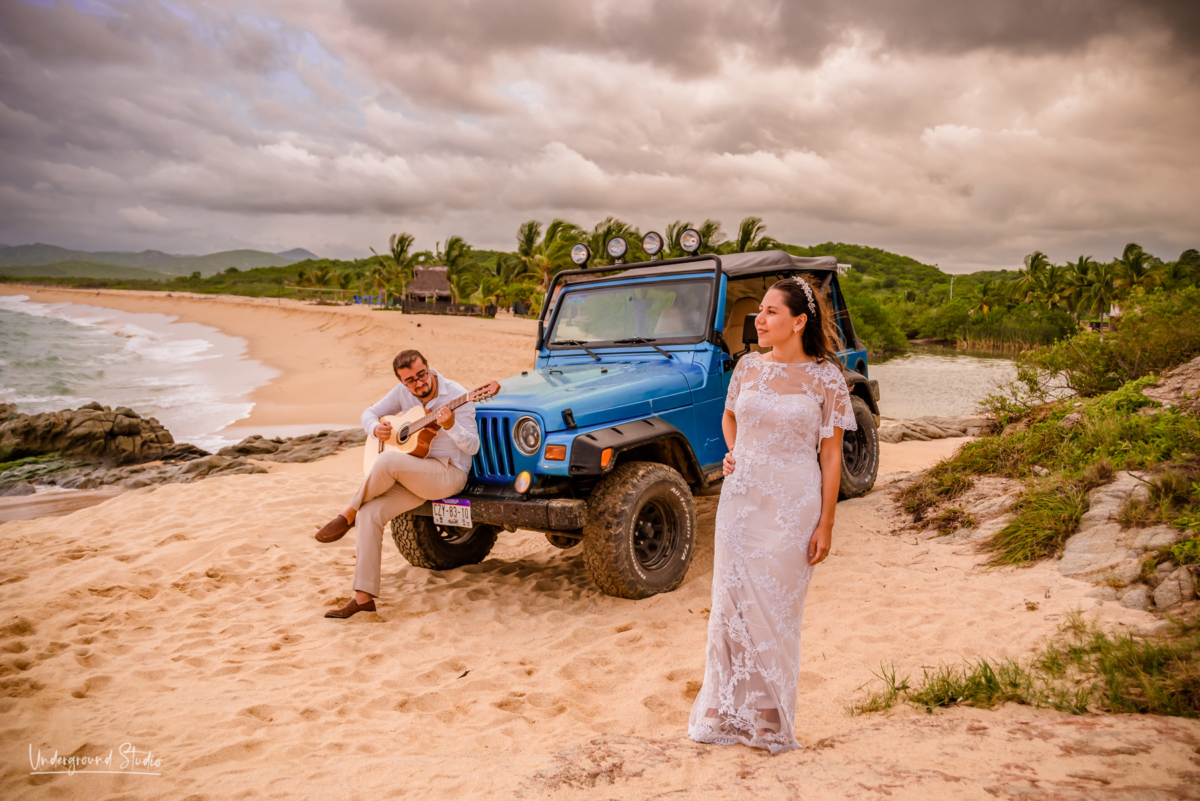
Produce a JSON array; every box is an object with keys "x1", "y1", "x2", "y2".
[{"x1": 488, "y1": 361, "x2": 698, "y2": 432}]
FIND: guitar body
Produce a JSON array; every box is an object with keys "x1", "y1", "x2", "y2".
[
  {"x1": 359, "y1": 380, "x2": 503, "y2": 477},
  {"x1": 361, "y1": 407, "x2": 439, "y2": 475}
]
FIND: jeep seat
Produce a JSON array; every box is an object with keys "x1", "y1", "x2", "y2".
[{"x1": 724, "y1": 297, "x2": 761, "y2": 353}]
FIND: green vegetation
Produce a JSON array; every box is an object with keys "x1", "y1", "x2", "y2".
[
  {"x1": 898, "y1": 284, "x2": 1200, "y2": 566},
  {"x1": 3, "y1": 228, "x2": 1195, "y2": 354},
  {"x1": 852, "y1": 616, "x2": 1200, "y2": 718},
  {"x1": 0, "y1": 261, "x2": 172, "y2": 281}
]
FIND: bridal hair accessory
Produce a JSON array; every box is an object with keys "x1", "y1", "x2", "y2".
[{"x1": 791, "y1": 276, "x2": 816, "y2": 315}]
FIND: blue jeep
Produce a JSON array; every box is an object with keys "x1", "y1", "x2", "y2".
[{"x1": 391, "y1": 248, "x2": 881, "y2": 598}]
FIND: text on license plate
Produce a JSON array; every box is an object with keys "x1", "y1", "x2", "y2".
[{"x1": 432, "y1": 498, "x2": 471, "y2": 528}]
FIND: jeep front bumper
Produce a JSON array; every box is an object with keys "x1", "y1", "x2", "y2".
[{"x1": 409, "y1": 496, "x2": 588, "y2": 532}]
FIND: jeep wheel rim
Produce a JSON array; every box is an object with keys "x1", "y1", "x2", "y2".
[
  {"x1": 632, "y1": 499, "x2": 678, "y2": 572},
  {"x1": 437, "y1": 524, "x2": 477, "y2": 546},
  {"x1": 842, "y1": 425, "x2": 870, "y2": 476}
]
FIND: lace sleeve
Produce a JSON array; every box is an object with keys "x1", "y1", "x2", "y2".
[
  {"x1": 725, "y1": 355, "x2": 750, "y2": 411},
  {"x1": 820, "y1": 365, "x2": 858, "y2": 441}
]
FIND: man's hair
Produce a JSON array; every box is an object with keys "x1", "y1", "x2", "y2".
[{"x1": 393, "y1": 349, "x2": 427, "y2": 374}]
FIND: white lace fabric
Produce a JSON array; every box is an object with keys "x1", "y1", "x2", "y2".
[{"x1": 688, "y1": 353, "x2": 857, "y2": 754}]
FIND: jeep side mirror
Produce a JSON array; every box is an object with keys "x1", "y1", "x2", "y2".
[{"x1": 741, "y1": 314, "x2": 758, "y2": 346}]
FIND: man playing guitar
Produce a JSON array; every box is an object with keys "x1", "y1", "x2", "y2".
[{"x1": 316, "y1": 349, "x2": 480, "y2": 619}]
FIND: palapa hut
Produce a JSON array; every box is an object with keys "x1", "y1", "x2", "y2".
[{"x1": 406, "y1": 264, "x2": 452, "y2": 301}]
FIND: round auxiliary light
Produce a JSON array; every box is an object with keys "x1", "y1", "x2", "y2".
[
  {"x1": 679, "y1": 228, "x2": 702, "y2": 255},
  {"x1": 642, "y1": 231, "x2": 664, "y2": 258},
  {"x1": 513, "y1": 470, "x2": 533, "y2": 494},
  {"x1": 606, "y1": 236, "x2": 628, "y2": 261},
  {"x1": 513, "y1": 416, "x2": 542, "y2": 456},
  {"x1": 570, "y1": 243, "x2": 592, "y2": 266}
]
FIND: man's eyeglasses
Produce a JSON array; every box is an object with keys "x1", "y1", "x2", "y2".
[{"x1": 400, "y1": 369, "x2": 430, "y2": 388}]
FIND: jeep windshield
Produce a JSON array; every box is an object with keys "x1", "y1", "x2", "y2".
[{"x1": 547, "y1": 278, "x2": 713, "y2": 347}]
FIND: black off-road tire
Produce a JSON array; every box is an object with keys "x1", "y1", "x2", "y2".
[
  {"x1": 390, "y1": 514, "x2": 499, "y2": 570},
  {"x1": 582, "y1": 461, "x2": 696, "y2": 600},
  {"x1": 839, "y1": 394, "x2": 879, "y2": 499}
]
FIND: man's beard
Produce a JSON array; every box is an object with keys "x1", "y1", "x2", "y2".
[{"x1": 414, "y1": 378, "x2": 437, "y2": 403}]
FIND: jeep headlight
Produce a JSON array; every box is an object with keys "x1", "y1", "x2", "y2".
[{"x1": 513, "y1": 416, "x2": 542, "y2": 456}]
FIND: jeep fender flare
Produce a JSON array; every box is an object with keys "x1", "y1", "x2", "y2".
[
  {"x1": 568, "y1": 417, "x2": 708, "y2": 487},
  {"x1": 842, "y1": 368, "x2": 881, "y2": 419}
]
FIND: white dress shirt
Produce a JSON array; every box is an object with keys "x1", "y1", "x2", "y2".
[{"x1": 360, "y1": 369, "x2": 480, "y2": 473}]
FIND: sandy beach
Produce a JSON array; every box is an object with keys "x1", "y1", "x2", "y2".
[{"x1": 2, "y1": 289, "x2": 1198, "y2": 799}]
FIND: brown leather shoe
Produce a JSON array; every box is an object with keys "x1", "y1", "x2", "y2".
[
  {"x1": 324, "y1": 597, "x2": 376, "y2": 619},
  {"x1": 315, "y1": 514, "x2": 352, "y2": 543}
]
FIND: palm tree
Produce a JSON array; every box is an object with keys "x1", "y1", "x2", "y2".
[
  {"x1": 1079, "y1": 261, "x2": 1119, "y2": 320},
  {"x1": 470, "y1": 275, "x2": 505, "y2": 307},
  {"x1": 516, "y1": 219, "x2": 580, "y2": 291},
  {"x1": 696, "y1": 219, "x2": 726, "y2": 254},
  {"x1": 308, "y1": 265, "x2": 333, "y2": 302},
  {"x1": 1032, "y1": 264, "x2": 1067, "y2": 309},
  {"x1": 964, "y1": 279, "x2": 997, "y2": 316},
  {"x1": 1062, "y1": 256, "x2": 1095, "y2": 315},
  {"x1": 1114, "y1": 242, "x2": 1158, "y2": 294},
  {"x1": 1016, "y1": 250, "x2": 1050, "y2": 303},
  {"x1": 727, "y1": 217, "x2": 781, "y2": 253},
  {"x1": 1155, "y1": 248, "x2": 1199, "y2": 290},
  {"x1": 366, "y1": 262, "x2": 393, "y2": 306},
  {"x1": 335, "y1": 270, "x2": 355, "y2": 301}
]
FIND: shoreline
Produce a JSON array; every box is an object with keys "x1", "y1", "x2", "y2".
[{"x1": 0, "y1": 285, "x2": 540, "y2": 433}]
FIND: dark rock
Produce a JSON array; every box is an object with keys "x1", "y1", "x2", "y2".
[
  {"x1": 217, "y1": 435, "x2": 281, "y2": 458},
  {"x1": 179, "y1": 454, "x2": 233, "y2": 476},
  {"x1": 0, "y1": 404, "x2": 209, "y2": 465},
  {"x1": 0, "y1": 481, "x2": 36, "y2": 497}
]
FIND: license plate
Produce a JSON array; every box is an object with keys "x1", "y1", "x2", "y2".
[{"x1": 432, "y1": 498, "x2": 472, "y2": 528}]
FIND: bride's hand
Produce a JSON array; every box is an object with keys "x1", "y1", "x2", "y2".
[
  {"x1": 722, "y1": 452, "x2": 736, "y2": 476},
  {"x1": 808, "y1": 525, "x2": 832, "y2": 566}
]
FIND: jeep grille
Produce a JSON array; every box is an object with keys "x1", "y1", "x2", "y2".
[{"x1": 473, "y1": 413, "x2": 517, "y2": 483}]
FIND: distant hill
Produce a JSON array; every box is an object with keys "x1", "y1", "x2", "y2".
[
  {"x1": 156, "y1": 250, "x2": 301, "y2": 276},
  {"x1": 276, "y1": 248, "x2": 318, "y2": 261},
  {"x1": 0, "y1": 261, "x2": 173, "y2": 281},
  {"x1": 0, "y1": 243, "x2": 301, "y2": 277}
]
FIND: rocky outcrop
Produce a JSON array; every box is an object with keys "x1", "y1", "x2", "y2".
[
  {"x1": 1153, "y1": 567, "x2": 1196, "y2": 610},
  {"x1": 878, "y1": 415, "x2": 996, "y2": 444},
  {"x1": 0, "y1": 402, "x2": 206, "y2": 465},
  {"x1": 217, "y1": 429, "x2": 366, "y2": 462},
  {"x1": 1141, "y1": 354, "x2": 1200, "y2": 408},
  {"x1": 1055, "y1": 471, "x2": 1197, "y2": 611},
  {"x1": 0, "y1": 414, "x2": 368, "y2": 495},
  {"x1": 1057, "y1": 472, "x2": 1153, "y2": 582}
]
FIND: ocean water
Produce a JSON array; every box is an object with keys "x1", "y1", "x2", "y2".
[{"x1": 0, "y1": 295, "x2": 280, "y2": 452}]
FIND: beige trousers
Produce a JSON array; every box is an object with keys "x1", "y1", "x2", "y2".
[{"x1": 349, "y1": 450, "x2": 467, "y2": 597}]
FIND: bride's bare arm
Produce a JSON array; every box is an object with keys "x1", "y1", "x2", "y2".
[
  {"x1": 809, "y1": 429, "x2": 844, "y2": 565},
  {"x1": 721, "y1": 410, "x2": 737, "y2": 475}
]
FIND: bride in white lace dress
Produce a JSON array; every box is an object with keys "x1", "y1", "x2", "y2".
[{"x1": 688, "y1": 276, "x2": 857, "y2": 754}]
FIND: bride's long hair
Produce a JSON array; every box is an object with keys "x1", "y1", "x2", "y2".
[{"x1": 769, "y1": 276, "x2": 841, "y2": 363}]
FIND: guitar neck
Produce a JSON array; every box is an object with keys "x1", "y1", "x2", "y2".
[{"x1": 404, "y1": 391, "x2": 476, "y2": 435}]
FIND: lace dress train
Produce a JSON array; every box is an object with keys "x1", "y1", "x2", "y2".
[{"x1": 688, "y1": 354, "x2": 857, "y2": 754}]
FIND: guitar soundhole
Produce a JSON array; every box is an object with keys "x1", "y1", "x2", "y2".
[{"x1": 399, "y1": 427, "x2": 410, "y2": 442}]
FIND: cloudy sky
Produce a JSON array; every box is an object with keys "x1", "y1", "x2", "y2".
[{"x1": 0, "y1": 0, "x2": 1197, "y2": 271}]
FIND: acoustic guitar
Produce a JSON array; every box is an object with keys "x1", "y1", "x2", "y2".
[{"x1": 362, "y1": 380, "x2": 501, "y2": 475}]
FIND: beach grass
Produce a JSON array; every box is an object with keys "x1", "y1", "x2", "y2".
[
  {"x1": 851, "y1": 615, "x2": 1200, "y2": 718},
  {"x1": 898, "y1": 377, "x2": 1200, "y2": 564}
]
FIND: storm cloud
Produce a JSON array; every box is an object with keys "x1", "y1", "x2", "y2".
[{"x1": 0, "y1": 0, "x2": 1197, "y2": 270}]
